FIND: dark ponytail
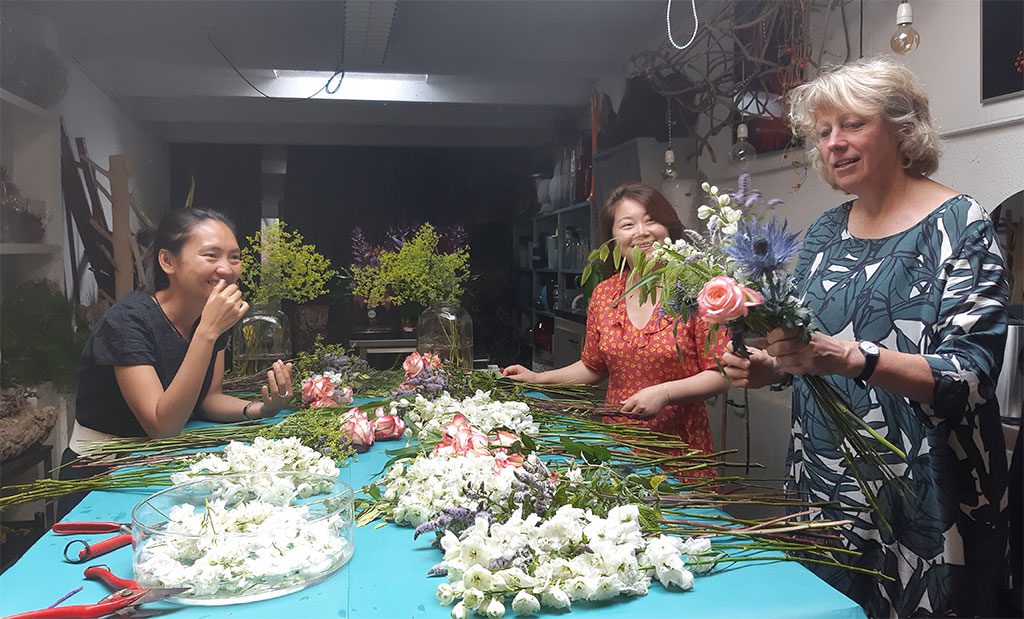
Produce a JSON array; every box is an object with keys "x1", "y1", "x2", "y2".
[{"x1": 141, "y1": 208, "x2": 236, "y2": 292}]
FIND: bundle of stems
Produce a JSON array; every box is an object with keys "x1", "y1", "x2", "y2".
[{"x1": 0, "y1": 462, "x2": 179, "y2": 509}]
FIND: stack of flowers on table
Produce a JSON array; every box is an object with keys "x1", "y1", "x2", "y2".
[
  {"x1": 396, "y1": 388, "x2": 538, "y2": 442},
  {"x1": 339, "y1": 406, "x2": 408, "y2": 453},
  {"x1": 629, "y1": 174, "x2": 909, "y2": 516},
  {"x1": 300, "y1": 373, "x2": 355, "y2": 409},
  {"x1": 358, "y1": 393, "x2": 724, "y2": 618},
  {"x1": 394, "y1": 351, "x2": 449, "y2": 398}
]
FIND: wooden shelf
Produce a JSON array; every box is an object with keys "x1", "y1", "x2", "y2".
[
  {"x1": 0, "y1": 243, "x2": 61, "y2": 255},
  {"x1": 0, "y1": 88, "x2": 53, "y2": 120}
]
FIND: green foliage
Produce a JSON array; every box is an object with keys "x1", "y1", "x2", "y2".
[
  {"x1": 257, "y1": 408, "x2": 354, "y2": 464},
  {"x1": 350, "y1": 223, "x2": 470, "y2": 308},
  {"x1": 240, "y1": 221, "x2": 338, "y2": 304},
  {"x1": 0, "y1": 280, "x2": 89, "y2": 391}
]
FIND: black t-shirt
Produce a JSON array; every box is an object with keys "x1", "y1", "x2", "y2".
[{"x1": 75, "y1": 290, "x2": 229, "y2": 437}]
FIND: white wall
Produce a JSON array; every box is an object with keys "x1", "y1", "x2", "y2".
[
  {"x1": 56, "y1": 53, "x2": 170, "y2": 304},
  {"x1": 704, "y1": 0, "x2": 1024, "y2": 220}
]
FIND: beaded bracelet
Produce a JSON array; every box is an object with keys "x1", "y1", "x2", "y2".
[{"x1": 242, "y1": 401, "x2": 257, "y2": 420}]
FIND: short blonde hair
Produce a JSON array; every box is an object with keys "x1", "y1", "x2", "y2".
[{"x1": 788, "y1": 56, "x2": 941, "y2": 186}]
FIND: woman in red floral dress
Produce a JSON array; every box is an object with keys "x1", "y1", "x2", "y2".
[{"x1": 503, "y1": 183, "x2": 728, "y2": 468}]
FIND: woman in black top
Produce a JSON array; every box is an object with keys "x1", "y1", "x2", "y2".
[{"x1": 59, "y1": 208, "x2": 293, "y2": 516}]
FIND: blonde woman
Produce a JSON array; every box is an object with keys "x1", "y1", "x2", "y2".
[{"x1": 722, "y1": 57, "x2": 1010, "y2": 617}]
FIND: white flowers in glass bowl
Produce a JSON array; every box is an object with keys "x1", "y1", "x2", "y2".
[{"x1": 133, "y1": 471, "x2": 354, "y2": 605}]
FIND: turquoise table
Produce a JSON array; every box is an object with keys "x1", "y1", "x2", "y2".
[{"x1": 1, "y1": 417, "x2": 865, "y2": 618}]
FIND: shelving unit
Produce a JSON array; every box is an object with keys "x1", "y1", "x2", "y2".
[
  {"x1": 1, "y1": 86, "x2": 71, "y2": 526},
  {"x1": 510, "y1": 201, "x2": 597, "y2": 371},
  {"x1": 1, "y1": 87, "x2": 65, "y2": 286}
]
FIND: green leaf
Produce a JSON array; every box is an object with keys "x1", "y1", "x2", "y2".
[{"x1": 650, "y1": 474, "x2": 668, "y2": 493}]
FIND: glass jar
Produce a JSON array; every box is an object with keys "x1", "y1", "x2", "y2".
[
  {"x1": 231, "y1": 303, "x2": 292, "y2": 376},
  {"x1": 416, "y1": 302, "x2": 473, "y2": 369},
  {"x1": 132, "y1": 472, "x2": 354, "y2": 605}
]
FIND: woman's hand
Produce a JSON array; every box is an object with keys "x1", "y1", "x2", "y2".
[
  {"x1": 722, "y1": 344, "x2": 785, "y2": 389},
  {"x1": 260, "y1": 360, "x2": 294, "y2": 416},
  {"x1": 765, "y1": 327, "x2": 860, "y2": 378},
  {"x1": 501, "y1": 364, "x2": 539, "y2": 383},
  {"x1": 619, "y1": 385, "x2": 669, "y2": 419},
  {"x1": 197, "y1": 280, "x2": 249, "y2": 340}
]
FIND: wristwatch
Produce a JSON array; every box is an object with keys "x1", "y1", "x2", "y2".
[{"x1": 854, "y1": 341, "x2": 880, "y2": 387}]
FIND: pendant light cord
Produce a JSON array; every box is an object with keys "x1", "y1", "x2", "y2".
[{"x1": 667, "y1": 0, "x2": 699, "y2": 50}]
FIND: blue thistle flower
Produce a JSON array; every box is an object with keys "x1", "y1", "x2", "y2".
[{"x1": 726, "y1": 217, "x2": 801, "y2": 279}]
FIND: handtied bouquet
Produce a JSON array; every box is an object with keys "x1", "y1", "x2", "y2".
[{"x1": 629, "y1": 175, "x2": 908, "y2": 519}]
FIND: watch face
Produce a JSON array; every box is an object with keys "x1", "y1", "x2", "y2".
[{"x1": 860, "y1": 341, "x2": 879, "y2": 355}]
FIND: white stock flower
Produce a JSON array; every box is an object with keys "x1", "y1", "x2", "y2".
[
  {"x1": 461, "y1": 588, "x2": 486, "y2": 610},
  {"x1": 463, "y1": 565, "x2": 494, "y2": 591},
  {"x1": 450, "y1": 601, "x2": 468, "y2": 619},
  {"x1": 540, "y1": 587, "x2": 572, "y2": 609},
  {"x1": 436, "y1": 583, "x2": 457, "y2": 606},
  {"x1": 482, "y1": 597, "x2": 506, "y2": 618},
  {"x1": 511, "y1": 591, "x2": 541, "y2": 615}
]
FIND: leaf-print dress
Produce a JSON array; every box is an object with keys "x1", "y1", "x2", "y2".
[{"x1": 791, "y1": 195, "x2": 1009, "y2": 617}]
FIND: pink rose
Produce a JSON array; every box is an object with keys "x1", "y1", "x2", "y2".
[
  {"x1": 309, "y1": 398, "x2": 337, "y2": 409},
  {"x1": 433, "y1": 413, "x2": 489, "y2": 457},
  {"x1": 301, "y1": 376, "x2": 335, "y2": 404},
  {"x1": 341, "y1": 407, "x2": 367, "y2": 423},
  {"x1": 336, "y1": 386, "x2": 354, "y2": 405},
  {"x1": 342, "y1": 416, "x2": 375, "y2": 452},
  {"x1": 422, "y1": 352, "x2": 442, "y2": 369},
  {"x1": 490, "y1": 430, "x2": 519, "y2": 448},
  {"x1": 696, "y1": 276, "x2": 764, "y2": 324},
  {"x1": 373, "y1": 413, "x2": 407, "y2": 441},
  {"x1": 402, "y1": 352, "x2": 425, "y2": 379},
  {"x1": 494, "y1": 450, "x2": 525, "y2": 469}
]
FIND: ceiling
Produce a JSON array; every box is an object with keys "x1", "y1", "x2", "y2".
[{"x1": 12, "y1": 0, "x2": 670, "y2": 147}]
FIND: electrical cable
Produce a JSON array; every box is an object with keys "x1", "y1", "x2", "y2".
[{"x1": 206, "y1": 31, "x2": 344, "y2": 102}]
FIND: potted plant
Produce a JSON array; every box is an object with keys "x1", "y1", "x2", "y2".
[
  {"x1": 350, "y1": 224, "x2": 472, "y2": 367},
  {"x1": 236, "y1": 221, "x2": 338, "y2": 373},
  {"x1": 0, "y1": 280, "x2": 88, "y2": 461}
]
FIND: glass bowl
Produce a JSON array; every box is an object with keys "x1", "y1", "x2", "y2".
[{"x1": 131, "y1": 471, "x2": 354, "y2": 605}]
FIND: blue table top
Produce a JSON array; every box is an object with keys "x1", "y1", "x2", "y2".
[{"x1": 1, "y1": 416, "x2": 866, "y2": 618}]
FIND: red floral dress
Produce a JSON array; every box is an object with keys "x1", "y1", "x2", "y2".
[{"x1": 581, "y1": 274, "x2": 725, "y2": 463}]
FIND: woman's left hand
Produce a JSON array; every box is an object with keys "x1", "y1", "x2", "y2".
[
  {"x1": 260, "y1": 360, "x2": 294, "y2": 416},
  {"x1": 619, "y1": 385, "x2": 670, "y2": 419},
  {"x1": 765, "y1": 327, "x2": 860, "y2": 378}
]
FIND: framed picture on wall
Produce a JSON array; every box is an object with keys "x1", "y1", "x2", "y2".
[{"x1": 981, "y1": 0, "x2": 1024, "y2": 103}]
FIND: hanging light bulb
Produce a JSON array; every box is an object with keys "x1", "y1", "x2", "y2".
[
  {"x1": 890, "y1": 0, "x2": 920, "y2": 55},
  {"x1": 662, "y1": 148, "x2": 679, "y2": 180},
  {"x1": 730, "y1": 122, "x2": 758, "y2": 165}
]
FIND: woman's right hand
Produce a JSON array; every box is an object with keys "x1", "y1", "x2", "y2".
[
  {"x1": 198, "y1": 280, "x2": 249, "y2": 339},
  {"x1": 721, "y1": 344, "x2": 784, "y2": 390},
  {"x1": 501, "y1": 364, "x2": 538, "y2": 383}
]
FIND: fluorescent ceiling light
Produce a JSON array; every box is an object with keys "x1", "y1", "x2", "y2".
[{"x1": 273, "y1": 70, "x2": 428, "y2": 82}]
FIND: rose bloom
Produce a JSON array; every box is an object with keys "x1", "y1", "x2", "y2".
[
  {"x1": 422, "y1": 352, "x2": 442, "y2": 368},
  {"x1": 342, "y1": 407, "x2": 367, "y2": 423},
  {"x1": 335, "y1": 386, "x2": 354, "y2": 405},
  {"x1": 373, "y1": 414, "x2": 407, "y2": 441},
  {"x1": 696, "y1": 276, "x2": 763, "y2": 324},
  {"x1": 342, "y1": 416, "x2": 375, "y2": 452},
  {"x1": 301, "y1": 376, "x2": 335, "y2": 404},
  {"x1": 308, "y1": 397, "x2": 337, "y2": 409},
  {"x1": 402, "y1": 352, "x2": 425, "y2": 379}
]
